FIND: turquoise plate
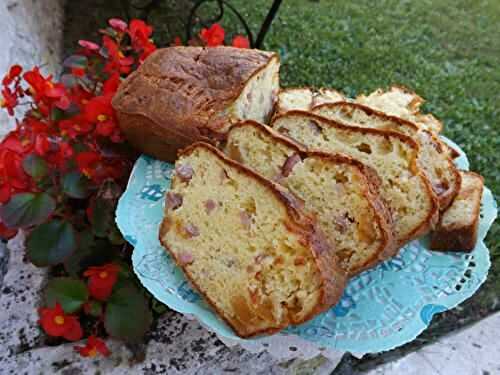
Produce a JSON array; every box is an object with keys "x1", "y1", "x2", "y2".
[{"x1": 116, "y1": 137, "x2": 496, "y2": 353}]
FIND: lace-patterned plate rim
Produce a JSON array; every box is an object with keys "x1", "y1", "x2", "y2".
[{"x1": 116, "y1": 137, "x2": 497, "y2": 354}]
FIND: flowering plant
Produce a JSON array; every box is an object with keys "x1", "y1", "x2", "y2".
[
  {"x1": 173, "y1": 23, "x2": 250, "y2": 48},
  {"x1": 0, "y1": 18, "x2": 158, "y2": 357},
  {"x1": 0, "y1": 18, "x2": 249, "y2": 359}
]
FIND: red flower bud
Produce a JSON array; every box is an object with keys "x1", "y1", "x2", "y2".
[
  {"x1": 200, "y1": 23, "x2": 225, "y2": 47},
  {"x1": 83, "y1": 263, "x2": 120, "y2": 301},
  {"x1": 75, "y1": 335, "x2": 110, "y2": 358},
  {"x1": 232, "y1": 35, "x2": 250, "y2": 49}
]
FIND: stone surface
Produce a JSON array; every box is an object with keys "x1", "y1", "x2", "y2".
[
  {"x1": 0, "y1": 0, "x2": 64, "y2": 139},
  {"x1": 0, "y1": 306, "x2": 340, "y2": 374},
  {"x1": 363, "y1": 312, "x2": 500, "y2": 375},
  {"x1": 0, "y1": 232, "x2": 46, "y2": 360}
]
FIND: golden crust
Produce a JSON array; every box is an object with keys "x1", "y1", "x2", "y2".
[
  {"x1": 112, "y1": 47, "x2": 279, "y2": 162},
  {"x1": 159, "y1": 142, "x2": 347, "y2": 337}
]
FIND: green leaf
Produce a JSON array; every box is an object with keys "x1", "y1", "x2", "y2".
[
  {"x1": 50, "y1": 107, "x2": 65, "y2": 122},
  {"x1": 63, "y1": 55, "x2": 88, "y2": 69},
  {"x1": 44, "y1": 277, "x2": 88, "y2": 313},
  {"x1": 62, "y1": 171, "x2": 89, "y2": 199},
  {"x1": 0, "y1": 193, "x2": 56, "y2": 228},
  {"x1": 64, "y1": 230, "x2": 114, "y2": 277},
  {"x1": 104, "y1": 284, "x2": 152, "y2": 342},
  {"x1": 85, "y1": 300, "x2": 103, "y2": 317},
  {"x1": 22, "y1": 154, "x2": 48, "y2": 179},
  {"x1": 151, "y1": 299, "x2": 168, "y2": 315},
  {"x1": 27, "y1": 219, "x2": 76, "y2": 267}
]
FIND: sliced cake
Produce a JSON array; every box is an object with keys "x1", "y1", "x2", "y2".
[
  {"x1": 159, "y1": 142, "x2": 346, "y2": 337},
  {"x1": 430, "y1": 171, "x2": 484, "y2": 251},
  {"x1": 224, "y1": 121, "x2": 395, "y2": 276},
  {"x1": 355, "y1": 86, "x2": 443, "y2": 133},
  {"x1": 276, "y1": 87, "x2": 345, "y2": 114},
  {"x1": 272, "y1": 111, "x2": 439, "y2": 246},
  {"x1": 311, "y1": 102, "x2": 461, "y2": 210}
]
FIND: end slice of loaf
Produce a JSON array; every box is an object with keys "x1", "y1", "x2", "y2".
[
  {"x1": 276, "y1": 87, "x2": 345, "y2": 114},
  {"x1": 224, "y1": 121, "x2": 395, "y2": 276},
  {"x1": 159, "y1": 142, "x2": 346, "y2": 337},
  {"x1": 312, "y1": 102, "x2": 461, "y2": 210},
  {"x1": 272, "y1": 111, "x2": 439, "y2": 246},
  {"x1": 430, "y1": 171, "x2": 484, "y2": 251},
  {"x1": 356, "y1": 86, "x2": 443, "y2": 133}
]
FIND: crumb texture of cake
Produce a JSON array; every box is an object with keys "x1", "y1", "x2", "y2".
[
  {"x1": 224, "y1": 121, "x2": 395, "y2": 275},
  {"x1": 312, "y1": 102, "x2": 461, "y2": 210},
  {"x1": 112, "y1": 46, "x2": 279, "y2": 161},
  {"x1": 356, "y1": 86, "x2": 443, "y2": 133},
  {"x1": 276, "y1": 87, "x2": 345, "y2": 114},
  {"x1": 159, "y1": 143, "x2": 346, "y2": 337},
  {"x1": 430, "y1": 171, "x2": 484, "y2": 251},
  {"x1": 272, "y1": 112, "x2": 439, "y2": 246}
]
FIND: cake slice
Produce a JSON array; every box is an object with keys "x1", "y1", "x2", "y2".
[
  {"x1": 355, "y1": 86, "x2": 443, "y2": 133},
  {"x1": 430, "y1": 171, "x2": 484, "y2": 251},
  {"x1": 272, "y1": 111, "x2": 439, "y2": 246},
  {"x1": 311, "y1": 102, "x2": 461, "y2": 210},
  {"x1": 224, "y1": 121, "x2": 395, "y2": 276},
  {"x1": 159, "y1": 142, "x2": 346, "y2": 337},
  {"x1": 276, "y1": 87, "x2": 345, "y2": 114}
]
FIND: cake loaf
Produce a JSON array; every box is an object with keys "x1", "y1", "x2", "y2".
[
  {"x1": 159, "y1": 142, "x2": 346, "y2": 337},
  {"x1": 112, "y1": 46, "x2": 279, "y2": 161},
  {"x1": 224, "y1": 121, "x2": 395, "y2": 276},
  {"x1": 430, "y1": 171, "x2": 484, "y2": 251},
  {"x1": 312, "y1": 102, "x2": 461, "y2": 210},
  {"x1": 272, "y1": 111, "x2": 439, "y2": 246}
]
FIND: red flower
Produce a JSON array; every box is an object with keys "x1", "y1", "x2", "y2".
[
  {"x1": 34, "y1": 134, "x2": 50, "y2": 156},
  {"x1": 127, "y1": 19, "x2": 156, "y2": 62},
  {"x1": 23, "y1": 67, "x2": 49, "y2": 100},
  {"x1": 38, "y1": 303, "x2": 83, "y2": 341},
  {"x1": 129, "y1": 19, "x2": 153, "y2": 49},
  {"x1": 71, "y1": 67, "x2": 85, "y2": 77},
  {"x1": 103, "y1": 73, "x2": 121, "y2": 95},
  {"x1": 75, "y1": 336, "x2": 110, "y2": 358},
  {"x1": 0, "y1": 87, "x2": 18, "y2": 116},
  {"x1": 59, "y1": 119, "x2": 93, "y2": 139},
  {"x1": 78, "y1": 40, "x2": 100, "y2": 51},
  {"x1": 83, "y1": 263, "x2": 120, "y2": 301},
  {"x1": 172, "y1": 36, "x2": 182, "y2": 46},
  {"x1": 76, "y1": 151, "x2": 101, "y2": 179},
  {"x1": 232, "y1": 35, "x2": 250, "y2": 49},
  {"x1": 2, "y1": 64, "x2": 22, "y2": 85},
  {"x1": 84, "y1": 94, "x2": 114, "y2": 123},
  {"x1": 102, "y1": 36, "x2": 134, "y2": 75},
  {"x1": 0, "y1": 147, "x2": 31, "y2": 199},
  {"x1": 109, "y1": 18, "x2": 128, "y2": 33},
  {"x1": 139, "y1": 40, "x2": 157, "y2": 62},
  {"x1": 200, "y1": 23, "x2": 225, "y2": 46}
]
